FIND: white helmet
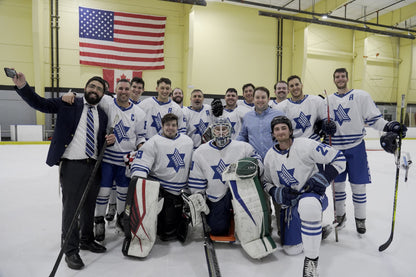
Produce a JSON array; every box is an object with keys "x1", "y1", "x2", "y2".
[{"x1": 211, "y1": 117, "x2": 232, "y2": 148}]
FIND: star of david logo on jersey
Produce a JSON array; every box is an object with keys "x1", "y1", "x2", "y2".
[
  {"x1": 194, "y1": 119, "x2": 209, "y2": 136},
  {"x1": 226, "y1": 118, "x2": 237, "y2": 134},
  {"x1": 166, "y1": 148, "x2": 186, "y2": 173},
  {"x1": 114, "y1": 120, "x2": 130, "y2": 143},
  {"x1": 211, "y1": 159, "x2": 229, "y2": 182},
  {"x1": 151, "y1": 112, "x2": 163, "y2": 132},
  {"x1": 334, "y1": 104, "x2": 351, "y2": 126},
  {"x1": 277, "y1": 164, "x2": 299, "y2": 187},
  {"x1": 293, "y1": 111, "x2": 312, "y2": 133}
]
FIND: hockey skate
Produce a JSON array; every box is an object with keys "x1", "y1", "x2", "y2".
[
  {"x1": 105, "y1": 204, "x2": 116, "y2": 222},
  {"x1": 355, "y1": 218, "x2": 366, "y2": 234},
  {"x1": 116, "y1": 212, "x2": 125, "y2": 234},
  {"x1": 321, "y1": 224, "x2": 333, "y2": 240},
  {"x1": 94, "y1": 216, "x2": 105, "y2": 242},
  {"x1": 303, "y1": 257, "x2": 319, "y2": 277},
  {"x1": 335, "y1": 213, "x2": 347, "y2": 230}
]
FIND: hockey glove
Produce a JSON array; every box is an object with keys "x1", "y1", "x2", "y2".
[
  {"x1": 303, "y1": 172, "x2": 330, "y2": 196},
  {"x1": 313, "y1": 120, "x2": 324, "y2": 138},
  {"x1": 211, "y1": 98, "x2": 224, "y2": 117},
  {"x1": 181, "y1": 193, "x2": 209, "y2": 227},
  {"x1": 322, "y1": 119, "x2": 337, "y2": 136},
  {"x1": 380, "y1": 132, "x2": 398, "y2": 154},
  {"x1": 269, "y1": 186, "x2": 300, "y2": 207},
  {"x1": 384, "y1": 121, "x2": 407, "y2": 138}
]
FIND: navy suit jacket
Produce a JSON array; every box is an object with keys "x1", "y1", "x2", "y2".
[{"x1": 15, "y1": 83, "x2": 108, "y2": 166}]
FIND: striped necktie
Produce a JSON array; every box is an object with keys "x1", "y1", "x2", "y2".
[{"x1": 86, "y1": 105, "x2": 95, "y2": 158}]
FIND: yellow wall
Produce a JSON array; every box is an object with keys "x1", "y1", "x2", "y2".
[{"x1": 1, "y1": 0, "x2": 416, "y2": 113}]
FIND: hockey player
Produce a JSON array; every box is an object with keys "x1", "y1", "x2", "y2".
[
  {"x1": 326, "y1": 68, "x2": 407, "y2": 234},
  {"x1": 93, "y1": 79, "x2": 146, "y2": 241},
  {"x1": 188, "y1": 117, "x2": 264, "y2": 239},
  {"x1": 171, "y1": 87, "x2": 184, "y2": 107},
  {"x1": 263, "y1": 116, "x2": 346, "y2": 276},
  {"x1": 269, "y1": 80, "x2": 288, "y2": 109},
  {"x1": 129, "y1": 77, "x2": 145, "y2": 105},
  {"x1": 129, "y1": 113, "x2": 194, "y2": 242},
  {"x1": 277, "y1": 75, "x2": 332, "y2": 141},
  {"x1": 138, "y1": 78, "x2": 186, "y2": 139},
  {"x1": 222, "y1": 88, "x2": 251, "y2": 139},
  {"x1": 182, "y1": 89, "x2": 212, "y2": 149},
  {"x1": 237, "y1": 83, "x2": 255, "y2": 110}
]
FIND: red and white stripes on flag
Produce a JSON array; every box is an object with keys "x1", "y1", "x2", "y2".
[
  {"x1": 103, "y1": 69, "x2": 142, "y2": 93},
  {"x1": 79, "y1": 6, "x2": 166, "y2": 70}
]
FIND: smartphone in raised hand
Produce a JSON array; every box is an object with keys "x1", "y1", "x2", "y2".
[{"x1": 4, "y1": 68, "x2": 17, "y2": 78}]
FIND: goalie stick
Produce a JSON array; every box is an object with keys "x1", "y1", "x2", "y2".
[
  {"x1": 379, "y1": 94, "x2": 405, "y2": 252},
  {"x1": 201, "y1": 212, "x2": 222, "y2": 277},
  {"x1": 181, "y1": 191, "x2": 221, "y2": 277},
  {"x1": 49, "y1": 116, "x2": 118, "y2": 277},
  {"x1": 324, "y1": 89, "x2": 339, "y2": 242}
]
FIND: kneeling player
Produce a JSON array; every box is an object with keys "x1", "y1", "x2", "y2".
[
  {"x1": 187, "y1": 117, "x2": 275, "y2": 258},
  {"x1": 123, "y1": 113, "x2": 193, "y2": 258},
  {"x1": 263, "y1": 116, "x2": 346, "y2": 277}
]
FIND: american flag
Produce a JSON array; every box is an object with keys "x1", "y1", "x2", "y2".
[{"x1": 79, "y1": 6, "x2": 166, "y2": 70}]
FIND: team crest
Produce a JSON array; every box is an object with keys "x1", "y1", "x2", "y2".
[
  {"x1": 277, "y1": 164, "x2": 299, "y2": 187},
  {"x1": 114, "y1": 120, "x2": 131, "y2": 143},
  {"x1": 166, "y1": 148, "x2": 186, "y2": 173},
  {"x1": 211, "y1": 159, "x2": 230, "y2": 182},
  {"x1": 293, "y1": 111, "x2": 312, "y2": 133},
  {"x1": 334, "y1": 104, "x2": 351, "y2": 126},
  {"x1": 151, "y1": 112, "x2": 163, "y2": 132}
]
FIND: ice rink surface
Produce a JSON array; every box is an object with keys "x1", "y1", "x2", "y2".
[{"x1": 0, "y1": 139, "x2": 415, "y2": 277}]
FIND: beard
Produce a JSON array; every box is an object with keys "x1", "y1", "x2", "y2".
[
  {"x1": 85, "y1": 91, "x2": 103, "y2": 105},
  {"x1": 173, "y1": 96, "x2": 183, "y2": 104}
]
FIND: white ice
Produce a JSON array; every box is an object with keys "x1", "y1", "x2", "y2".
[{"x1": 0, "y1": 140, "x2": 415, "y2": 277}]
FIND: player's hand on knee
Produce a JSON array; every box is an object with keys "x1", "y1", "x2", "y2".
[
  {"x1": 384, "y1": 121, "x2": 407, "y2": 138},
  {"x1": 303, "y1": 172, "x2": 330, "y2": 195},
  {"x1": 270, "y1": 186, "x2": 300, "y2": 207},
  {"x1": 322, "y1": 119, "x2": 337, "y2": 136}
]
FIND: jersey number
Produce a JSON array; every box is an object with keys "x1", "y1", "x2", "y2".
[{"x1": 316, "y1": 143, "x2": 329, "y2": 156}]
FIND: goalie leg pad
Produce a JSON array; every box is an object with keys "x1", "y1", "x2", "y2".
[
  {"x1": 122, "y1": 177, "x2": 160, "y2": 258},
  {"x1": 227, "y1": 175, "x2": 277, "y2": 259}
]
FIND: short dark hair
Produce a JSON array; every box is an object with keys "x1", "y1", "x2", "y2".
[
  {"x1": 274, "y1": 80, "x2": 287, "y2": 90},
  {"x1": 242, "y1": 83, "x2": 255, "y2": 92},
  {"x1": 85, "y1": 76, "x2": 106, "y2": 91},
  {"x1": 254, "y1": 86, "x2": 270, "y2": 98},
  {"x1": 333, "y1": 68, "x2": 348, "y2": 79},
  {"x1": 225, "y1": 88, "x2": 237, "y2": 95},
  {"x1": 116, "y1": 78, "x2": 130, "y2": 85},
  {"x1": 287, "y1": 75, "x2": 302, "y2": 84},
  {"x1": 131, "y1": 77, "x2": 145, "y2": 88},
  {"x1": 157, "y1": 77, "x2": 171, "y2": 86},
  {"x1": 162, "y1": 113, "x2": 178, "y2": 126}
]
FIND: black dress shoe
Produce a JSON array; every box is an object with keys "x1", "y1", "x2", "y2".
[
  {"x1": 65, "y1": 253, "x2": 84, "y2": 270},
  {"x1": 80, "y1": 241, "x2": 107, "y2": 253}
]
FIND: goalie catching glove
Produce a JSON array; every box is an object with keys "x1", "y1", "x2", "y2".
[{"x1": 181, "y1": 193, "x2": 209, "y2": 227}]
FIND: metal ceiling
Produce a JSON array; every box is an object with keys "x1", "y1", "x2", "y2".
[{"x1": 218, "y1": 0, "x2": 416, "y2": 39}]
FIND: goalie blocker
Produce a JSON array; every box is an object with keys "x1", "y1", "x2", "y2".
[{"x1": 222, "y1": 157, "x2": 277, "y2": 259}]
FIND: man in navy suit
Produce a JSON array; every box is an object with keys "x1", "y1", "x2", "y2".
[{"x1": 13, "y1": 72, "x2": 115, "y2": 270}]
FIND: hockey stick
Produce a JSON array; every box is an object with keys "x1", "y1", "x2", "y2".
[
  {"x1": 379, "y1": 94, "x2": 405, "y2": 252},
  {"x1": 201, "y1": 212, "x2": 222, "y2": 277},
  {"x1": 49, "y1": 119, "x2": 116, "y2": 277},
  {"x1": 324, "y1": 89, "x2": 339, "y2": 242}
]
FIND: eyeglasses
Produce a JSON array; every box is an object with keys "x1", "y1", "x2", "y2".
[{"x1": 87, "y1": 83, "x2": 104, "y2": 93}]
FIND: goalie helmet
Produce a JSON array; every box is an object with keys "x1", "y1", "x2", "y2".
[
  {"x1": 380, "y1": 132, "x2": 398, "y2": 154},
  {"x1": 211, "y1": 117, "x2": 232, "y2": 148}
]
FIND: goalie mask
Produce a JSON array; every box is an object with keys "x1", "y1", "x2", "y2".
[{"x1": 211, "y1": 117, "x2": 232, "y2": 148}]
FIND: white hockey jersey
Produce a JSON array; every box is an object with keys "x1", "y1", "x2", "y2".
[
  {"x1": 237, "y1": 99, "x2": 255, "y2": 110},
  {"x1": 99, "y1": 95, "x2": 146, "y2": 166},
  {"x1": 138, "y1": 97, "x2": 186, "y2": 140},
  {"x1": 326, "y1": 89, "x2": 388, "y2": 150},
  {"x1": 188, "y1": 140, "x2": 262, "y2": 202},
  {"x1": 277, "y1": 95, "x2": 326, "y2": 141},
  {"x1": 269, "y1": 99, "x2": 282, "y2": 110},
  {"x1": 263, "y1": 137, "x2": 346, "y2": 193},
  {"x1": 182, "y1": 104, "x2": 213, "y2": 149},
  {"x1": 130, "y1": 133, "x2": 194, "y2": 195},
  {"x1": 222, "y1": 105, "x2": 251, "y2": 139}
]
